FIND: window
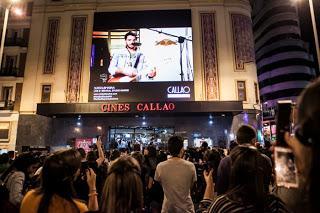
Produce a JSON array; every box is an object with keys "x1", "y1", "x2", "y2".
[
  {"x1": 2, "y1": 86, "x2": 13, "y2": 101},
  {"x1": 5, "y1": 56, "x2": 16, "y2": 72},
  {"x1": 26, "y1": 2, "x2": 33, "y2": 16},
  {"x1": 41, "y1": 85, "x2": 51, "y2": 103},
  {"x1": 0, "y1": 122, "x2": 10, "y2": 142},
  {"x1": 254, "y1": 82, "x2": 259, "y2": 104},
  {"x1": 92, "y1": 30, "x2": 140, "y2": 55},
  {"x1": 237, "y1": 81, "x2": 246, "y2": 101}
]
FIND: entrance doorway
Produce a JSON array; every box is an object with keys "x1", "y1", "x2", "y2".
[{"x1": 109, "y1": 126, "x2": 174, "y2": 149}]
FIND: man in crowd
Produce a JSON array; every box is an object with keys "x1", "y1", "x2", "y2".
[
  {"x1": 215, "y1": 125, "x2": 272, "y2": 195},
  {"x1": 108, "y1": 31, "x2": 156, "y2": 82},
  {"x1": 154, "y1": 136, "x2": 197, "y2": 213}
]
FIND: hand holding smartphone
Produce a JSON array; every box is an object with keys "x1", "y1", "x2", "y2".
[{"x1": 274, "y1": 100, "x2": 298, "y2": 188}]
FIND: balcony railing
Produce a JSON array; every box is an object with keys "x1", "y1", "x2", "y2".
[
  {"x1": 0, "y1": 100, "x2": 14, "y2": 111},
  {"x1": 5, "y1": 38, "x2": 28, "y2": 47},
  {"x1": 0, "y1": 68, "x2": 24, "y2": 77}
]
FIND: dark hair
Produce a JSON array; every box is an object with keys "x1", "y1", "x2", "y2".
[
  {"x1": 204, "y1": 149, "x2": 221, "y2": 171},
  {"x1": 124, "y1": 31, "x2": 137, "y2": 40},
  {"x1": 87, "y1": 150, "x2": 97, "y2": 163},
  {"x1": 147, "y1": 145, "x2": 157, "y2": 158},
  {"x1": 229, "y1": 140, "x2": 238, "y2": 151},
  {"x1": 157, "y1": 150, "x2": 167, "y2": 163},
  {"x1": 236, "y1": 125, "x2": 256, "y2": 145},
  {"x1": 0, "y1": 153, "x2": 9, "y2": 164},
  {"x1": 7, "y1": 151, "x2": 15, "y2": 159},
  {"x1": 228, "y1": 145, "x2": 272, "y2": 211},
  {"x1": 101, "y1": 156, "x2": 143, "y2": 213},
  {"x1": 168, "y1": 136, "x2": 183, "y2": 157},
  {"x1": 110, "y1": 149, "x2": 120, "y2": 161},
  {"x1": 131, "y1": 151, "x2": 144, "y2": 166},
  {"x1": 204, "y1": 149, "x2": 222, "y2": 181},
  {"x1": 77, "y1": 148, "x2": 86, "y2": 159},
  {"x1": 133, "y1": 143, "x2": 141, "y2": 152},
  {"x1": 37, "y1": 149, "x2": 82, "y2": 213},
  {"x1": 1, "y1": 152, "x2": 38, "y2": 181},
  {"x1": 201, "y1": 141, "x2": 208, "y2": 149},
  {"x1": 295, "y1": 78, "x2": 320, "y2": 212}
]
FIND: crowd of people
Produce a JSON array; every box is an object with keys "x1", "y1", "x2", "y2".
[{"x1": 0, "y1": 78, "x2": 319, "y2": 212}]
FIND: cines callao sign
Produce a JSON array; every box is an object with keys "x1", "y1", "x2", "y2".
[{"x1": 101, "y1": 102, "x2": 176, "y2": 113}]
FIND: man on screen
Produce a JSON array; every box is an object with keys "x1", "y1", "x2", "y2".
[{"x1": 108, "y1": 31, "x2": 156, "y2": 82}]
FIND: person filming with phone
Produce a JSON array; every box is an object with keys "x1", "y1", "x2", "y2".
[{"x1": 276, "y1": 78, "x2": 320, "y2": 213}]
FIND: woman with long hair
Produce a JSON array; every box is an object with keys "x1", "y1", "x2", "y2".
[
  {"x1": 284, "y1": 78, "x2": 320, "y2": 213},
  {"x1": 200, "y1": 145, "x2": 289, "y2": 212},
  {"x1": 20, "y1": 149, "x2": 98, "y2": 213},
  {"x1": 100, "y1": 155, "x2": 143, "y2": 213}
]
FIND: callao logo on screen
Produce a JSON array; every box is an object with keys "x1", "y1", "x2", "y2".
[{"x1": 167, "y1": 86, "x2": 191, "y2": 98}]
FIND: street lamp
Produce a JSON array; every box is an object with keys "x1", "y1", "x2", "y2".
[
  {"x1": 308, "y1": 0, "x2": 320, "y2": 72},
  {"x1": 0, "y1": 0, "x2": 21, "y2": 70},
  {"x1": 295, "y1": 0, "x2": 320, "y2": 71}
]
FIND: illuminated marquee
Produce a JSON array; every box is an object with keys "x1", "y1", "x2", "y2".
[{"x1": 101, "y1": 102, "x2": 176, "y2": 113}]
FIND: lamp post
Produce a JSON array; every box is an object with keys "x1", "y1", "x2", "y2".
[
  {"x1": 0, "y1": 7, "x2": 9, "y2": 70},
  {"x1": 0, "y1": 0, "x2": 20, "y2": 70},
  {"x1": 308, "y1": 0, "x2": 320, "y2": 72}
]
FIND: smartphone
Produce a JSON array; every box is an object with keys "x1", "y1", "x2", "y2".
[
  {"x1": 274, "y1": 147, "x2": 298, "y2": 188},
  {"x1": 92, "y1": 135, "x2": 101, "y2": 144},
  {"x1": 276, "y1": 100, "x2": 293, "y2": 147}
]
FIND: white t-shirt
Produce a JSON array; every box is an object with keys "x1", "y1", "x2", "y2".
[{"x1": 154, "y1": 158, "x2": 197, "y2": 213}]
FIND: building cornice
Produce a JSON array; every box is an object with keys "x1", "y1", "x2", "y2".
[{"x1": 32, "y1": 0, "x2": 250, "y2": 13}]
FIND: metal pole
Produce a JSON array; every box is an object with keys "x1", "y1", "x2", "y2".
[
  {"x1": 309, "y1": 0, "x2": 320, "y2": 71},
  {"x1": 0, "y1": 7, "x2": 10, "y2": 70}
]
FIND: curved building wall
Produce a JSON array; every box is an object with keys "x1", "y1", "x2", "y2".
[{"x1": 252, "y1": 0, "x2": 316, "y2": 109}]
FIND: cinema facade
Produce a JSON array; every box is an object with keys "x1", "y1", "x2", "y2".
[{"x1": 1, "y1": 0, "x2": 261, "y2": 151}]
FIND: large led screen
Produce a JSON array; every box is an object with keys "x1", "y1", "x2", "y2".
[{"x1": 89, "y1": 10, "x2": 194, "y2": 102}]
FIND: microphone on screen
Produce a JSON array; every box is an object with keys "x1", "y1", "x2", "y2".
[{"x1": 132, "y1": 42, "x2": 142, "y2": 46}]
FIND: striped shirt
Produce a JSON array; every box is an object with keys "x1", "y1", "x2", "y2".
[{"x1": 198, "y1": 194, "x2": 290, "y2": 213}]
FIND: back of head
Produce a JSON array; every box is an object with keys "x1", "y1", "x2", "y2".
[
  {"x1": 157, "y1": 150, "x2": 167, "y2": 163},
  {"x1": 168, "y1": 136, "x2": 183, "y2": 157},
  {"x1": 110, "y1": 149, "x2": 120, "y2": 161},
  {"x1": 229, "y1": 140, "x2": 238, "y2": 151},
  {"x1": 77, "y1": 148, "x2": 86, "y2": 160},
  {"x1": 204, "y1": 149, "x2": 221, "y2": 172},
  {"x1": 87, "y1": 151, "x2": 97, "y2": 163},
  {"x1": 236, "y1": 125, "x2": 256, "y2": 145},
  {"x1": 147, "y1": 145, "x2": 157, "y2": 158},
  {"x1": 201, "y1": 141, "x2": 208, "y2": 149},
  {"x1": 131, "y1": 151, "x2": 144, "y2": 166},
  {"x1": 296, "y1": 78, "x2": 320, "y2": 145},
  {"x1": 295, "y1": 78, "x2": 320, "y2": 212},
  {"x1": 40, "y1": 149, "x2": 81, "y2": 196},
  {"x1": 101, "y1": 156, "x2": 143, "y2": 213},
  {"x1": 133, "y1": 143, "x2": 141, "y2": 152},
  {"x1": 0, "y1": 153, "x2": 9, "y2": 164},
  {"x1": 229, "y1": 145, "x2": 272, "y2": 204},
  {"x1": 7, "y1": 151, "x2": 15, "y2": 159},
  {"x1": 37, "y1": 149, "x2": 81, "y2": 213}
]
